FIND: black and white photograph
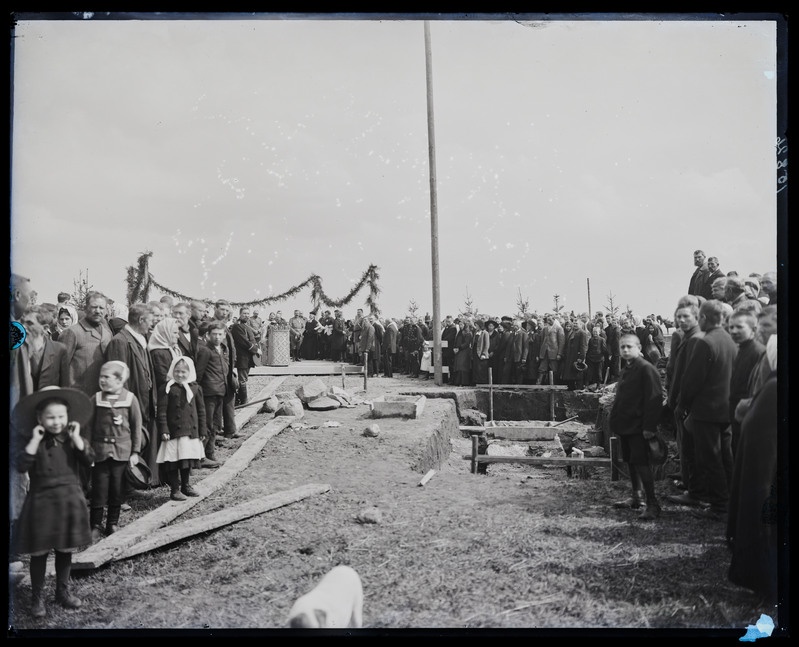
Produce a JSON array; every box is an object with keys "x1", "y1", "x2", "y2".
[{"x1": 8, "y1": 12, "x2": 787, "y2": 636}]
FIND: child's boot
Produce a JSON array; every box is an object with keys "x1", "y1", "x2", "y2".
[
  {"x1": 169, "y1": 470, "x2": 187, "y2": 501},
  {"x1": 54, "y1": 552, "x2": 82, "y2": 609},
  {"x1": 180, "y1": 469, "x2": 200, "y2": 497},
  {"x1": 30, "y1": 587, "x2": 46, "y2": 619},
  {"x1": 90, "y1": 506, "x2": 105, "y2": 543},
  {"x1": 105, "y1": 505, "x2": 121, "y2": 535}
]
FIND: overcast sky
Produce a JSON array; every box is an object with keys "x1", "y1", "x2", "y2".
[{"x1": 10, "y1": 14, "x2": 779, "y2": 321}]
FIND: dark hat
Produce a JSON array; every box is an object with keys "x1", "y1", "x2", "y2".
[
  {"x1": 500, "y1": 316, "x2": 513, "y2": 322},
  {"x1": 646, "y1": 432, "x2": 668, "y2": 465},
  {"x1": 574, "y1": 359, "x2": 588, "y2": 372},
  {"x1": 13, "y1": 386, "x2": 93, "y2": 432},
  {"x1": 125, "y1": 456, "x2": 153, "y2": 490},
  {"x1": 485, "y1": 320, "x2": 499, "y2": 329}
]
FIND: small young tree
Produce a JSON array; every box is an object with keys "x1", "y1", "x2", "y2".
[
  {"x1": 553, "y1": 294, "x2": 564, "y2": 315},
  {"x1": 460, "y1": 285, "x2": 478, "y2": 319},
  {"x1": 516, "y1": 288, "x2": 530, "y2": 318},
  {"x1": 604, "y1": 291, "x2": 620, "y2": 320},
  {"x1": 71, "y1": 269, "x2": 93, "y2": 310},
  {"x1": 407, "y1": 299, "x2": 419, "y2": 319},
  {"x1": 28, "y1": 290, "x2": 38, "y2": 307}
]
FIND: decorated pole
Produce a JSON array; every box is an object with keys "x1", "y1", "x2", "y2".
[
  {"x1": 587, "y1": 277, "x2": 592, "y2": 318},
  {"x1": 424, "y1": 21, "x2": 443, "y2": 387}
]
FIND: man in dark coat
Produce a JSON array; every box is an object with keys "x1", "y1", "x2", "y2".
[
  {"x1": 231, "y1": 306, "x2": 261, "y2": 405},
  {"x1": 172, "y1": 301, "x2": 200, "y2": 361},
  {"x1": 105, "y1": 303, "x2": 159, "y2": 486},
  {"x1": 688, "y1": 249, "x2": 710, "y2": 297},
  {"x1": 19, "y1": 307, "x2": 69, "y2": 390},
  {"x1": 608, "y1": 333, "x2": 663, "y2": 520},
  {"x1": 502, "y1": 318, "x2": 528, "y2": 385},
  {"x1": 673, "y1": 299, "x2": 738, "y2": 518},
  {"x1": 703, "y1": 256, "x2": 724, "y2": 299},
  {"x1": 382, "y1": 318, "x2": 398, "y2": 378},
  {"x1": 440, "y1": 316, "x2": 458, "y2": 383},
  {"x1": 358, "y1": 316, "x2": 377, "y2": 377},
  {"x1": 726, "y1": 311, "x2": 765, "y2": 456},
  {"x1": 604, "y1": 315, "x2": 621, "y2": 384}
]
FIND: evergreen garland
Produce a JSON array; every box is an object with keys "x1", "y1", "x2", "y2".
[{"x1": 125, "y1": 252, "x2": 380, "y2": 312}]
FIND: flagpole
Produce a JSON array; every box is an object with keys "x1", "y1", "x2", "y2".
[{"x1": 424, "y1": 20, "x2": 442, "y2": 386}]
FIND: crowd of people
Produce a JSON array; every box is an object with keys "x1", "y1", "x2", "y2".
[{"x1": 8, "y1": 248, "x2": 780, "y2": 618}]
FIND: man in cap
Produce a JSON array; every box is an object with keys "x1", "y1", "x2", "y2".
[{"x1": 536, "y1": 314, "x2": 565, "y2": 385}]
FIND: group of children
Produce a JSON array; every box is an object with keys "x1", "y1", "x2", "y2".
[{"x1": 11, "y1": 353, "x2": 207, "y2": 619}]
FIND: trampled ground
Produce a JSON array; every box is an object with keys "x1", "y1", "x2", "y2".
[{"x1": 7, "y1": 372, "x2": 779, "y2": 636}]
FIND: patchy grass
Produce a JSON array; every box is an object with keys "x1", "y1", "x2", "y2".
[{"x1": 8, "y1": 374, "x2": 777, "y2": 635}]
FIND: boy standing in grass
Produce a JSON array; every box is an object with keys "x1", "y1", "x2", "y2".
[{"x1": 608, "y1": 333, "x2": 664, "y2": 520}]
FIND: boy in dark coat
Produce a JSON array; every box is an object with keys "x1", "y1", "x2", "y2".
[
  {"x1": 609, "y1": 333, "x2": 663, "y2": 520},
  {"x1": 193, "y1": 321, "x2": 229, "y2": 468}
]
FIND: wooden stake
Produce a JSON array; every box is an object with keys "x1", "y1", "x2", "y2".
[
  {"x1": 342, "y1": 364, "x2": 346, "y2": 389},
  {"x1": 488, "y1": 367, "x2": 494, "y2": 425},
  {"x1": 418, "y1": 469, "x2": 436, "y2": 487},
  {"x1": 471, "y1": 434, "x2": 479, "y2": 474},
  {"x1": 363, "y1": 351, "x2": 368, "y2": 391},
  {"x1": 549, "y1": 370, "x2": 555, "y2": 420}
]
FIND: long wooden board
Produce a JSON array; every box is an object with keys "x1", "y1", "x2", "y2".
[
  {"x1": 462, "y1": 454, "x2": 612, "y2": 467},
  {"x1": 250, "y1": 362, "x2": 365, "y2": 376},
  {"x1": 116, "y1": 484, "x2": 331, "y2": 561},
  {"x1": 72, "y1": 415, "x2": 297, "y2": 571},
  {"x1": 474, "y1": 384, "x2": 568, "y2": 390},
  {"x1": 460, "y1": 425, "x2": 560, "y2": 441}
]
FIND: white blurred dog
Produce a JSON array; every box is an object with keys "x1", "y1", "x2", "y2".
[{"x1": 287, "y1": 565, "x2": 363, "y2": 628}]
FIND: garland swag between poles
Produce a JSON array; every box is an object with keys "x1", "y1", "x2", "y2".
[{"x1": 125, "y1": 252, "x2": 381, "y2": 315}]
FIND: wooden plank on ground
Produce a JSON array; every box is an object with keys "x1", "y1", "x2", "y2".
[
  {"x1": 474, "y1": 384, "x2": 567, "y2": 390},
  {"x1": 459, "y1": 425, "x2": 557, "y2": 441},
  {"x1": 72, "y1": 415, "x2": 297, "y2": 571},
  {"x1": 250, "y1": 362, "x2": 364, "y2": 376},
  {"x1": 116, "y1": 484, "x2": 331, "y2": 561},
  {"x1": 462, "y1": 454, "x2": 612, "y2": 467},
  {"x1": 234, "y1": 376, "x2": 287, "y2": 429}
]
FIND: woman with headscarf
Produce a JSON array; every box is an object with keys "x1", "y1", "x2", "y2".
[
  {"x1": 558, "y1": 320, "x2": 574, "y2": 386},
  {"x1": 148, "y1": 317, "x2": 183, "y2": 416},
  {"x1": 726, "y1": 334, "x2": 778, "y2": 605},
  {"x1": 51, "y1": 307, "x2": 74, "y2": 342}
]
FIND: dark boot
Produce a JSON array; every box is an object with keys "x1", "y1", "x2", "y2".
[
  {"x1": 90, "y1": 506, "x2": 105, "y2": 542},
  {"x1": 612, "y1": 491, "x2": 645, "y2": 509},
  {"x1": 168, "y1": 470, "x2": 187, "y2": 501},
  {"x1": 30, "y1": 587, "x2": 46, "y2": 619},
  {"x1": 29, "y1": 554, "x2": 48, "y2": 619},
  {"x1": 105, "y1": 504, "x2": 121, "y2": 535},
  {"x1": 54, "y1": 551, "x2": 82, "y2": 609},
  {"x1": 180, "y1": 468, "x2": 200, "y2": 497}
]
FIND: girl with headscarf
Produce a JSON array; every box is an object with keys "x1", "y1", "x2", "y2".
[
  {"x1": 148, "y1": 317, "x2": 183, "y2": 413},
  {"x1": 155, "y1": 356, "x2": 206, "y2": 501}
]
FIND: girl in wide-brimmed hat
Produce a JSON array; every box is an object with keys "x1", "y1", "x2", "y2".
[{"x1": 11, "y1": 386, "x2": 94, "y2": 618}]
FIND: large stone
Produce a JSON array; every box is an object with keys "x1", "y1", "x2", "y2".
[
  {"x1": 295, "y1": 378, "x2": 329, "y2": 403},
  {"x1": 275, "y1": 398, "x2": 304, "y2": 418},
  {"x1": 307, "y1": 396, "x2": 341, "y2": 411},
  {"x1": 460, "y1": 408, "x2": 487, "y2": 427},
  {"x1": 356, "y1": 507, "x2": 382, "y2": 524},
  {"x1": 371, "y1": 395, "x2": 426, "y2": 419},
  {"x1": 363, "y1": 424, "x2": 381, "y2": 437},
  {"x1": 259, "y1": 395, "x2": 281, "y2": 414}
]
